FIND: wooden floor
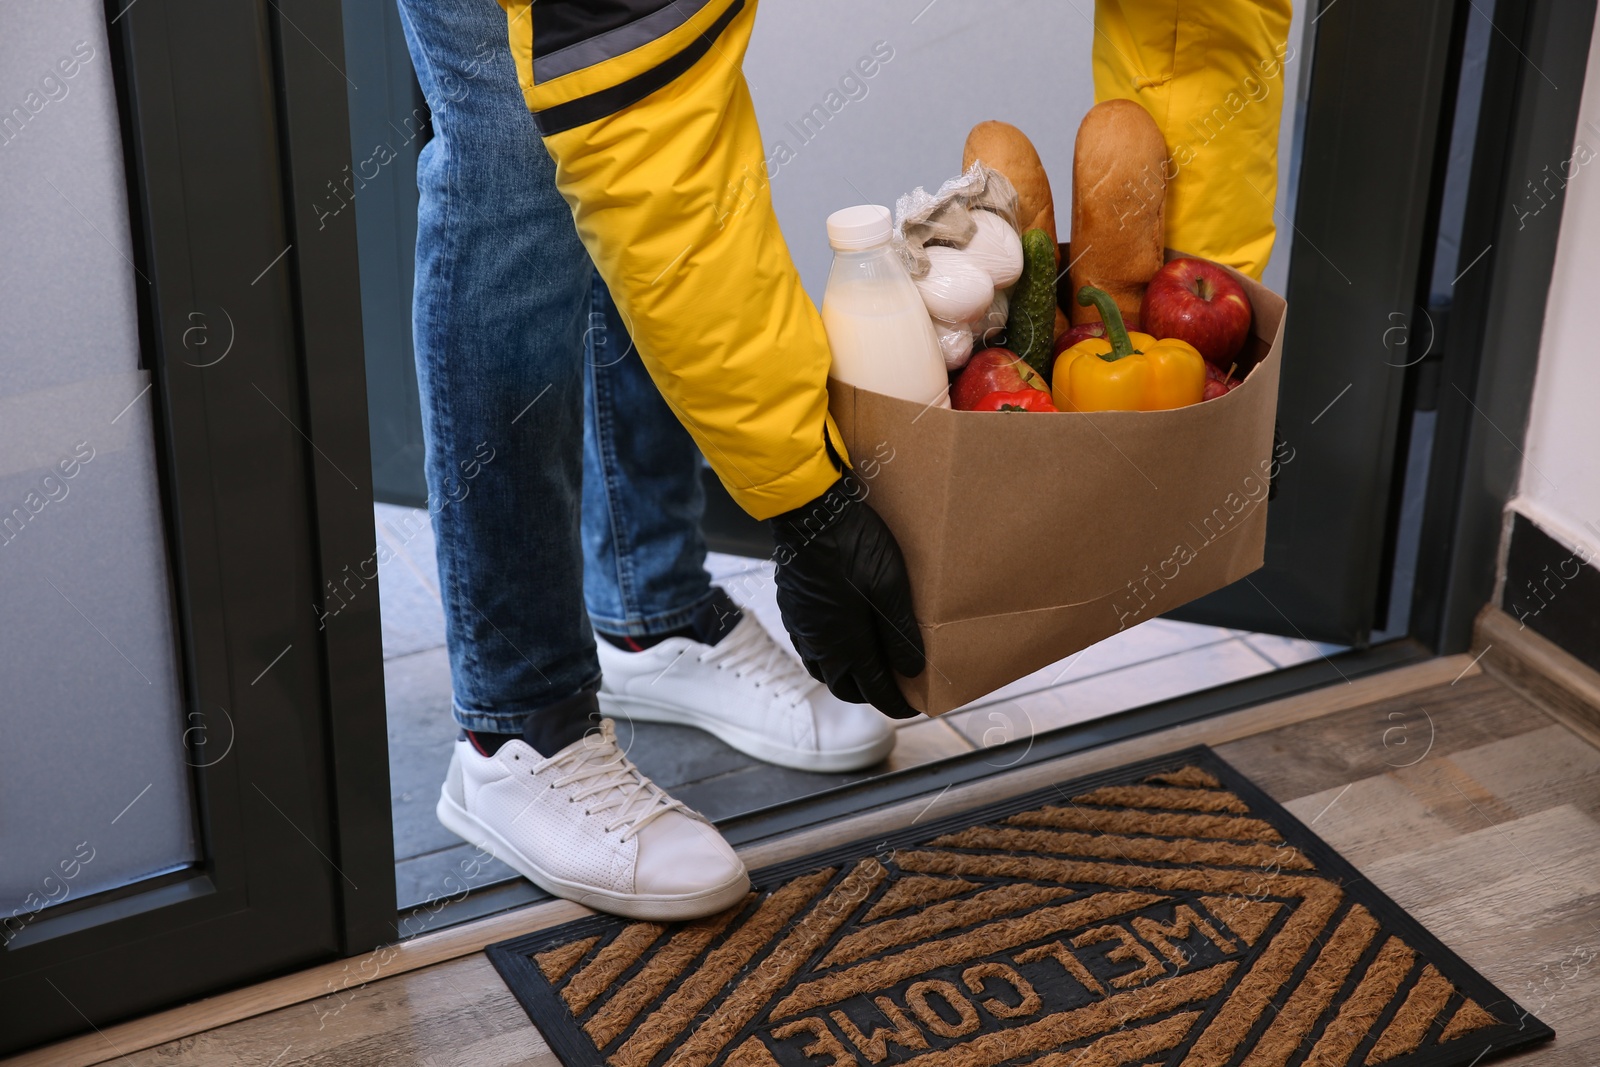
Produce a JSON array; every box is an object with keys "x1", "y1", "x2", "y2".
[{"x1": 20, "y1": 655, "x2": 1600, "y2": 1066}]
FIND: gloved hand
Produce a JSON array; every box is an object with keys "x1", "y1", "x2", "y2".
[{"x1": 770, "y1": 475, "x2": 926, "y2": 719}]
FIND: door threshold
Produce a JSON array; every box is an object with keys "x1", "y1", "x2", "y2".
[
  {"x1": 403, "y1": 638, "x2": 1429, "y2": 934},
  {"x1": 718, "y1": 638, "x2": 1430, "y2": 847}
]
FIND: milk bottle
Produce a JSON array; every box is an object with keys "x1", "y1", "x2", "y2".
[{"x1": 820, "y1": 205, "x2": 950, "y2": 409}]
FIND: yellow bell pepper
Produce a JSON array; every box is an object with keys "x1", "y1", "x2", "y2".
[{"x1": 1053, "y1": 287, "x2": 1207, "y2": 412}]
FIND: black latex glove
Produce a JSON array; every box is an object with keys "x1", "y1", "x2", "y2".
[{"x1": 770, "y1": 475, "x2": 926, "y2": 719}]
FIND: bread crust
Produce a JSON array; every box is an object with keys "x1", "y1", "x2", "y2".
[
  {"x1": 963, "y1": 121, "x2": 1057, "y2": 258},
  {"x1": 1069, "y1": 100, "x2": 1167, "y2": 325}
]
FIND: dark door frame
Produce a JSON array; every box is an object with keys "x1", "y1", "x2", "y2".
[
  {"x1": 1409, "y1": 0, "x2": 1598, "y2": 653},
  {"x1": 342, "y1": 0, "x2": 432, "y2": 507},
  {"x1": 1, "y1": 0, "x2": 392, "y2": 1055},
  {"x1": 1166, "y1": 0, "x2": 1465, "y2": 645},
  {"x1": 1179, "y1": 0, "x2": 1598, "y2": 653}
]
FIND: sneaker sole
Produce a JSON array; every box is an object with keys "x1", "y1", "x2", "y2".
[
  {"x1": 435, "y1": 789, "x2": 750, "y2": 922},
  {"x1": 599, "y1": 692, "x2": 895, "y2": 773}
]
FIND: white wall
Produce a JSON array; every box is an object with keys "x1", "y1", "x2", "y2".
[
  {"x1": 744, "y1": 0, "x2": 1308, "y2": 302},
  {"x1": 1511, "y1": 11, "x2": 1600, "y2": 556}
]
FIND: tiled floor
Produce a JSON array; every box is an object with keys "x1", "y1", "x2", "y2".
[{"x1": 375, "y1": 504, "x2": 1344, "y2": 908}]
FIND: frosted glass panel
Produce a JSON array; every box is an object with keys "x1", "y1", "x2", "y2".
[{"x1": 0, "y1": 0, "x2": 197, "y2": 924}]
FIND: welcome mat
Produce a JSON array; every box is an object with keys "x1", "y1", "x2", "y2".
[{"x1": 486, "y1": 746, "x2": 1551, "y2": 1067}]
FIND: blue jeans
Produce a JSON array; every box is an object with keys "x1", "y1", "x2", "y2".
[{"x1": 398, "y1": 0, "x2": 717, "y2": 735}]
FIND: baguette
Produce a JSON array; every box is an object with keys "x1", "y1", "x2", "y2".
[
  {"x1": 1069, "y1": 100, "x2": 1167, "y2": 325},
  {"x1": 963, "y1": 121, "x2": 1057, "y2": 260}
]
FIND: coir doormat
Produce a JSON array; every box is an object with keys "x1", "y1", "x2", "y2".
[{"x1": 486, "y1": 746, "x2": 1551, "y2": 1067}]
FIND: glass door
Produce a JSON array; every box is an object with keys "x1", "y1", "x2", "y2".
[
  {"x1": 2, "y1": 0, "x2": 196, "y2": 955},
  {"x1": 0, "y1": 0, "x2": 392, "y2": 1055}
]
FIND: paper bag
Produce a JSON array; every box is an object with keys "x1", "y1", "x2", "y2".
[{"x1": 827, "y1": 251, "x2": 1285, "y2": 714}]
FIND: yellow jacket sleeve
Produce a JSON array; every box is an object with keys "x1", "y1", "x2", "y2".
[
  {"x1": 1093, "y1": 0, "x2": 1295, "y2": 279},
  {"x1": 498, "y1": 0, "x2": 845, "y2": 520}
]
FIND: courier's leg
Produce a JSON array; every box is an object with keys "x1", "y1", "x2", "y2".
[
  {"x1": 580, "y1": 270, "x2": 897, "y2": 773},
  {"x1": 399, "y1": 0, "x2": 747, "y2": 921},
  {"x1": 400, "y1": 0, "x2": 594, "y2": 750},
  {"x1": 579, "y1": 268, "x2": 719, "y2": 641}
]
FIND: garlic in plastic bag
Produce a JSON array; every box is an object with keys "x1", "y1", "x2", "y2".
[
  {"x1": 893, "y1": 164, "x2": 1026, "y2": 359},
  {"x1": 970, "y1": 290, "x2": 1010, "y2": 350},
  {"x1": 934, "y1": 319, "x2": 976, "y2": 371},
  {"x1": 913, "y1": 246, "x2": 994, "y2": 325},
  {"x1": 964, "y1": 211, "x2": 1024, "y2": 289}
]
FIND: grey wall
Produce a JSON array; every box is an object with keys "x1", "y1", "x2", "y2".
[
  {"x1": 0, "y1": 0, "x2": 196, "y2": 922},
  {"x1": 743, "y1": 0, "x2": 1309, "y2": 302}
]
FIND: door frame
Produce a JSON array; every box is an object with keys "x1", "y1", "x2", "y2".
[
  {"x1": 341, "y1": 0, "x2": 432, "y2": 507},
  {"x1": 1, "y1": 0, "x2": 392, "y2": 1055},
  {"x1": 1168, "y1": 0, "x2": 1599, "y2": 652},
  {"x1": 1163, "y1": 0, "x2": 1465, "y2": 645},
  {"x1": 268, "y1": 0, "x2": 398, "y2": 958},
  {"x1": 1409, "y1": 0, "x2": 1599, "y2": 653}
]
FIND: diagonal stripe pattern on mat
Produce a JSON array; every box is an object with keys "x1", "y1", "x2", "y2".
[{"x1": 489, "y1": 747, "x2": 1553, "y2": 1067}]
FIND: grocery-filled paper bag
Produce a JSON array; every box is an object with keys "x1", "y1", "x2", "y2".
[{"x1": 827, "y1": 250, "x2": 1285, "y2": 715}]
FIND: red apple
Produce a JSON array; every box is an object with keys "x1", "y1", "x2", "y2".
[
  {"x1": 1201, "y1": 359, "x2": 1248, "y2": 400},
  {"x1": 1143, "y1": 257, "x2": 1252, "y2": 367},
  {"x1": 952, "y1": 347, "x2": 1048, "y2": 410},
  {"x1": 1052, "y1": 316, "x2": 1142, "y2": 362}
]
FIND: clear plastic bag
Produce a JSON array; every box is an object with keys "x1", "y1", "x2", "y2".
[
  {"x1": 972, "y1": 291, "x2": 1010, "y2": 350},
  {"x1": 933, "y1": 318, "x2": 976, "y2": 371},
  {"x1": 893, "y1": 164, "x2": 1025, "y2": 355},
  {"x1": 914, "y1": 246, "x2": 995, "y2": 325},
  {"x1": 963, "y1": 211, "x2": 1023, "y2": 289}
]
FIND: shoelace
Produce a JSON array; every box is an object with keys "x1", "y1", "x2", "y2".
[
  {"x1": 698, "y1": 617, "x2": 812, "y2": 706},
  {"x1": 548, "y1": 722, "x2": 685, "y2": 841}
]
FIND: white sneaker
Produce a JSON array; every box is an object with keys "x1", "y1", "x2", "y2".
[
  {"x1": 435, "y1": 720, "x2": 749, "y2": 920},
  {"x1": 596, "y1": 612, "x2": 896, "y2": 773}
]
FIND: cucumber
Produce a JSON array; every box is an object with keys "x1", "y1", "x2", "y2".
[{"x1": 1006, "y1": 227, "x2": 1059, "y2": 382}]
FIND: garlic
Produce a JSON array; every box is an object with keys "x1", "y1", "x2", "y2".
[
  {"x1": 933, "y1": 318, "x2": 976, "y2": 370},
  {"x1": 914, "y1": 245, "x2": 995, "y2": 324},
  {"x1": 969, "y1": 290, "x2": 1010, "y2": 349},
  {"x1": 964, "y1": 210, "x2": 1024, "y2": 289}
]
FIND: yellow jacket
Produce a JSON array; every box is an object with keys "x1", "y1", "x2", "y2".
[
  {"x1": 498, "y1": 0, "x2": 1291, "y2": 518},
  {"x1": 1093, "y1": 0, "x2": 1294, "y2": 279}
]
